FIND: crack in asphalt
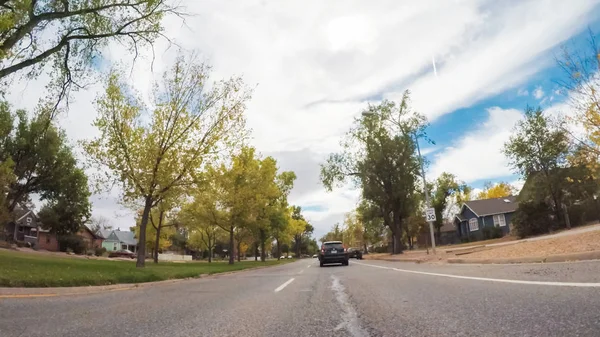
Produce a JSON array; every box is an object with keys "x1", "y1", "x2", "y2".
[{"x1": 330, "y1": 274, "x2": 368, "y2": 337}]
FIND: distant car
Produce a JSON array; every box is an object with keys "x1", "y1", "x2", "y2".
[
  {"x1": 280, "y1": 255, "x2": 286, "y2": 260},
  {"x1": 319, "y1": 241, "x2": 349, "y2": 267},
  {"x1": 287, "y1": 255, "x2": 293, "y2": 259},
  {"x1": 312, "y1": 254, "x2": 318, "y2": 258},
  {"x1": 347, "y1": 247, "x2": 363, "y2": 260},
  {"x1": 108, "y1": 249, "x2": 135, "y2": 259}
]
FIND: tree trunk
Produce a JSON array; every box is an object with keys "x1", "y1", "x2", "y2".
[
  {"x1": 136, "y1": 196, "x2": 153, "y2": 268},
  {"x1": 276, "y1": 238, "x2": 281, "y2": 260},
  {"x1": 153, "y1": 225, "x2": 161, "y2": 264},
  {"x1": 260, "y1": 229, "x2": 266, "y2": 262},
  {"x1": 228, "y1": 225, "x2": 234, "y2": 265},
  {"x1": 254, "y1": 241, "x2": 258, "y2": 261},
  {"x1": 208, "y1": 236, "x2": 212, "y2": 263},
  {"x1": 391, "y1": 211, "x2": 403, "y2": 254},
  {"x1": 153, "y1": 211, "x2": 164, "y2": 264},
  {"x1": 363, "y1": 242, "x2": 368, "y2": 254},
  {"x1": 237, "y1": 240, "x2": 241, "y2": 262}
]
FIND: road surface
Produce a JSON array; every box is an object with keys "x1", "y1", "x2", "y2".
[{"x1": 1, "y1": 259, "x2": 600, "y2": 336}]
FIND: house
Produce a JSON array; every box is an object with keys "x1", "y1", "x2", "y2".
[
  {"x1": 2, "y1": 204, "x2": 104, "y2": 251},
  {"x1": 3, "y1": 204, "x2": 41, "y2": 246},
  {"x1": 454, "y1": 195, "x2": 519, "y2": 241},
  {"x1": 438, "y1": 221, "x2": 459, "y2": 245},
  {"x1": 102, "y1": 229, "x2": 138, "y2": 252}
]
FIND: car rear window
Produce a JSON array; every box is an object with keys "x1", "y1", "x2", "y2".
[{"x1": 324, "y1": 243, "x2": 343, "y2": 250}]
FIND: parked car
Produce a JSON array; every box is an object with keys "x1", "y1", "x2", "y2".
[
  {"x1": 318, "y1": 241, "x2": 349, "y2": 267},
  {"x1": 312, "y1": 254, "x2": 318, "y2": 258},
  {"x1": 108, "y1": 249, "x2": 135, "y2": 259},
  {"x1": 347, "y1": 247, "x2": 363, "y2": 259},
  {"x1": 287, "y1": 255, "x2": 293, "y2": 259}
]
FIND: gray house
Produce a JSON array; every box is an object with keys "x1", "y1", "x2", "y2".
[
  {"x1": 101, "y1": 230, "x2": 138, "y2": 252},
  {"x1": 454, "y1": 196, "x2": 518, "y2": 241}
]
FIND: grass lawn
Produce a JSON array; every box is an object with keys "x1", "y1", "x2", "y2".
[{"x1": 0, "y1": 249, "x2": 294, "y2": 287}]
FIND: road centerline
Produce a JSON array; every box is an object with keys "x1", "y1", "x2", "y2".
[
  {"x1": 355, "y1": 261, "x2": 600, "y2": 287},
  {"x1": 274, "y1": 278, "x2": 295, "y2": 292}
]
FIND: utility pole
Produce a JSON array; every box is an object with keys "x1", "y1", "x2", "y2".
[{"x1": 414, "y1": 133, "x2": 436, "y2": 254}]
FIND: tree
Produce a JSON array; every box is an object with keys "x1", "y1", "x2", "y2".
[
  {"x1": 0, "y1": 102, "x2": 88, "y2": 214},
  {"x1": 0, "y1": 0, "x2": 181, "y2": 108},
  {"x1": 179, "y1": 179, "x2": 227, "y2": 263},
  {"x1": 0, "y1": 159, "x2": 15, "y2": 225},
  {"x1": 555, "y1": 30, "x2": 600, "y2": 163},
  {"x1": 148, "y1": 199, "x2": 179, "y2": 263},
  {"x1": 37, "y1": 166, "x2": 91, "y2": 235},
  {"x1": 430, "y1": 172, "x2": 466, "y2": 240},
  {"x1": 132, "y1": 208, "x2": 175, "y2": 260},
  {"x1": 321, "y1": 93, "x2": 425, "y2": 254},
  {"x1": 267, "y1": 171, "x2": 296, "y2": 260},
  {"x1": 83, "y1": 56, "x2": 251, "y2": 267},
  {"x1": 89, "y1": 216, "x2": 112, "y2": 235},
  {"x1": 504, "y1": 107, "x2": 571, "y2": 227},
  {"x1": 290, "y1": 206, "x2": 312, "y2": 257},
  {"x1": 476, "y1": 181, "x2": 516, "y2": 199},
  {"x1": 356, "y1": 199, "x2": 386, "y2": 253}
]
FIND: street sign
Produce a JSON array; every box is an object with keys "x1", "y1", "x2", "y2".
[{"x1": 425, "y1": 208, "x2": 436, "y2": 222}]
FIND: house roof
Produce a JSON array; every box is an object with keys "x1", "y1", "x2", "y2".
[
  {"x1": 13, "y1": 204, "x2": 39, "y2": 227},
  {"x1": 113, "y1": 231, "x2": 137, "y2": 246},
  {"x1": 461, "y1": 195, "x2": 518, "y2": 217},
  {"x1": 98, "y1": 229, "x2": 112, "y2": 239},
  {"x1": 440, "y1": 221, "x2": 456, "y2": 233},
  {"x1": 81, "y1": 225, "x2": 102, "y2": 239}
]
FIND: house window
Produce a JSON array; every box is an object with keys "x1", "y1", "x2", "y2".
[
  {"x1": 493, "y1": 214, "x2": 507, "y2": 227},
  {"x1": 17, "y1": 225, "x2": 23, "y2": 233},
  {"x1": 46, "y1": 235, "x2": 50, "y2": 244},
  {"x1": 469, "y1": 218, "x2": 479, "y2": 231},
  {"x1": 113, "y1": 243, "x2": 118, "y2": 251},
  {"x1": 121, "y1": 244, "x2": 127, "y2": 250}
]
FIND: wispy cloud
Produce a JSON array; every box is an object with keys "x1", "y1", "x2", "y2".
[{"x1": 533, "y1": 86, "x2": 545, "y2": 100}]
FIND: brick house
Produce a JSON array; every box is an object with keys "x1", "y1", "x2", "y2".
[{"x1": 2, "y1": 204, "x2": 103, "y2": 251}]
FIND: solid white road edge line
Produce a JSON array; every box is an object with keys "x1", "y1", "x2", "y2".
[
  {"x1": 354, "y1": 261, "x2": 600, "y2": 288},
  {"x1": 298, "y1": 269, "x2": 304, "y2": 274},
  {"x1": 274, "y1": 278, "x2": 295, "y2": 292}
]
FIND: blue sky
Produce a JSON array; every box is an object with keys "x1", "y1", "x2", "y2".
[{"x1": 6, "y1": 0, "x2": 600, "y2": 240}]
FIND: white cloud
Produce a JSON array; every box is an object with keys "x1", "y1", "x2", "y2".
[
  {"x1": 517, "y1": 88, "x2": 529, "y2": 96},
  {"x1": 533, "y1": 86, "x2": 545, "y2": 100},
  {"x1": 4, "y1": 0, "x2": 600, "y2": 236},
  {"x1": 429, "y1": 107, "x2": 523, "y2": 183}
]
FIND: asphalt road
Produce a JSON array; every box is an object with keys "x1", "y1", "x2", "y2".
[{"x1": 1, "y1": 259, "x2": 600, "y2": 337}]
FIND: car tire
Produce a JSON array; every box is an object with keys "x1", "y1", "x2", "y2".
[
  {"x1": 319, "y1": 261, "x2": 324, "y2": 267},
  {"x1": 343, "y1": 260, "x2": 349, "y2": 266}
]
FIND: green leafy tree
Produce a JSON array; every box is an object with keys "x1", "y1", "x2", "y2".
[
  {"x1": 83, "y1": 56, "x2": 251, "y2": 267},
  {"x1": 0, "y1": 0, "x2": 181, "y2": 107},
  {"x1": 321, "y1": 92, "x2": 424, "y2": 254},
  {"x1": 0, "y1": 101, "x2": 90, "y2": 232},
  {"x1": 37, "y1": 167, "x2": 91, "y2": 235},
  {"x1": 504, "y1": 107, "x2": 571, "y2": 227},
  {"x1": 430, "y1": 172, "x2": 467, "y2": 240},
  {"x1": 179, "y1": 178, "x2": 227, "y2": 263}
]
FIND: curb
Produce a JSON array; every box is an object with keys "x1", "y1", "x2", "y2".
[
  {"x1": 447, "y1": 250, "x2": 600, "y2": 264},
  {"x1": 0, "y1": 262, "x2": 289, "y2": 298}
]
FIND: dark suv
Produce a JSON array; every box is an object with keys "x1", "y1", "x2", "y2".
[
  {"x1": 347, "y1": 247, "x2": 363, "y2": 260},
  {"x1": 319, "y1": 241, "x2": 349, "y2": 267}
]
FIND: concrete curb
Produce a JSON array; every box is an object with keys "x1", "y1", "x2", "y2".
[
  {"x1": 447, "y1": 250, "x2": 600, "y2": 264},
  {"x1": 0, "y1": 263, "x2": 287, "y2": 298}
]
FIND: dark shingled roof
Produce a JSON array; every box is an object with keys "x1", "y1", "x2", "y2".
[{"x1": 463, "y1": 195, "x2": 518, "y2": 216}]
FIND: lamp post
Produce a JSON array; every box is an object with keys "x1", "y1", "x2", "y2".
[{"x1": 361, "y1": 111, "x2": 436, "y2": 254}]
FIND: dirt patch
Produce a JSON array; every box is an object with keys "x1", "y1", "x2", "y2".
[{"x1": 462, "y1": 230, "x2": 600, "y2": 260}]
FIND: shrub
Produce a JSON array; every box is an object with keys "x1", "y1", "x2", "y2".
[
  {"x1": 94, "y1": 247, "x2": 106, "y2": 257},
  {"x1": 482, "y1": 226, "x2": 503, "y2": 240},
  {"x1": 513, "y1": 201, "x2": 554, "y2": 238},
  {"x1": 86, "y1": 251, "x2": 94, "y2": 256},
  {"x1": 58, "y1": 235, "x2": 86, "y2": 255}
]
